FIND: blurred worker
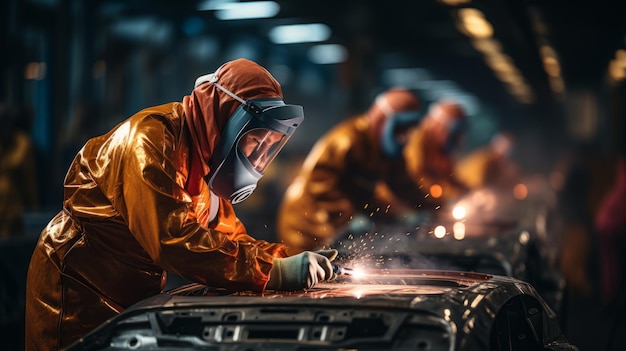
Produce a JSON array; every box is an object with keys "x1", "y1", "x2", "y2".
[
  {"x1": 595, "y1": 154, "x2": 626, "y2": 307},
  {"x1": 25, "y1": 58, "x2": 337, "y2": 351},
  {"x1": 454, "y1": 131, "x2": 521, "y2": 190},
  {"x1": 594, "y1": 152, "x2": 626, "y2": 350},
  {"x1": 277, "y1": 88, "x2": 426, "y2": 255},
  {"x1": 0, "y1": 103, "x2": 38, "y2": 238},
  {"x1": 401, "y1": 98, "x2": 469, "y2": 203}
]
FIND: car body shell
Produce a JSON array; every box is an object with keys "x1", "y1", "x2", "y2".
[{"x1": 65, "y1": 270, "x2": 577, "y2": 351}]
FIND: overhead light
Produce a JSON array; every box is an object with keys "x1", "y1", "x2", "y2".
[
  {"x1": 308, "y1": 44, "x2": 348, "y2": 64},
  {"x1": 615, "y1": 49, "x2": 626, "y2": 69},
  {"x1": 110, "y1": 17, "x2": 172, "y2": 44},
  {"x1": 199, "y1": 1, "x2": 280, "y2": 20},
  {"x1": 471, "y1": 38, "x2": 501, "y2": 55},
  {"x1": 609, "y1": 59, "x2": 626, "y2": 81},
  {"x1": 197, "y1": 0, "x2": 231, "y2": 10},
  {"x1": 549, "y1": 76, "x2": 565, "y2": 94},
  {"x1": 456, "y1": 8, "x2": 493, "y2": 39},
  {"x1": 608, "y1": 49, "x2": 626, "y2": 84},
  {"x1": 269, "y1": 23, "x2": 331, "y2": 44},
  {"x1": 438, "y1": 0, "x2": 472, "y2": 5},
  {"x1": 381, "y1": 68, "x2": 431, "y2": 88}
]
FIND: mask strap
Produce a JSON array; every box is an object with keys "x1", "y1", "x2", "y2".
[
  {"x1": 213, "y1": 82, "x2": 247, "y2": 105},
  {"x1": 194, "y1": 72, "x2": 262, "y2": 116}
]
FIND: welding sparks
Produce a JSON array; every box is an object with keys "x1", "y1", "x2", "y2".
[
  {"x1": 348, "y1": 267, "x2": 366, "y2": 279},
  {"x1": 333, "y1": 264, "x2": 367, "y2": 279}
]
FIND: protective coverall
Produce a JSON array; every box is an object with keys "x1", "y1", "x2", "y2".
[
  {"x1": 25, "y1": 59, "x2": 290, "y2": 350},
  {"x1": 277, "y1": 89, "x2": 428, "y2": 255},
  {"x1": 278, "y1": 116, "x2": 391, "y2": 254}
]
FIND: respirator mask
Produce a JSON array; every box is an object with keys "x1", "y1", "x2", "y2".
[
  {"x1": 375, "y1": 94, "x2": 421, "y2": 158},
  {"x1": 381, "y1": 111, "x2": 421, "y2": 157}
]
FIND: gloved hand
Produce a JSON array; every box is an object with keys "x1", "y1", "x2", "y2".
[{"x1": 267, "y1": 249, "x2": 338, "y2": 291}]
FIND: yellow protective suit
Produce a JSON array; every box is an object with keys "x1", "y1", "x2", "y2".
[
  {"x1": 25, "y1": 59, "x2": 288, "y2": 351},
  {"x1": 277, "y1": 115, "x2": 429, "y2": 255},
  {"x1": 454, "y1": 133, "x2": 520, "y2": 190}
]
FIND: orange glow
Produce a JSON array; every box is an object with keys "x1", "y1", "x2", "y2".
[
  {"x1": 25, "y1": 62, "x2": 46, "y2": 80},
  {"x1": 512, "y1": 183, "x2": 528, "y2": 200},
  {"x1": 430, "y1": 184, "x2": 443, "y2": 198},
  {"x1": 453, "y1": 222, "x2": 465, "y2": 240}
]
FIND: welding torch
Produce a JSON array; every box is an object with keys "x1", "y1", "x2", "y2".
[{"x1": 332, "y1": 264, "x2": 353, "y2": 276}]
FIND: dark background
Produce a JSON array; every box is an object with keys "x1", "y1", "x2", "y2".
[{"x1": 1, "y1": 0, "x2": 625, "y2": 350}]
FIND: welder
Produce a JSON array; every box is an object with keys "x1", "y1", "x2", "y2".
[
  {"x1": 402, "y1": 98, "x2": 470, "y2": 202},
  {"x1": 277, "y1": 88, "x2": 426, "y2": 255},
  {"x1": 24, "y1": 58, "x2": 337, "y2": 351}
]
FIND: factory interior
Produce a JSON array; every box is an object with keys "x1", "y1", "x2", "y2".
[{"x1": 1, "y1": 0, "x2": 625, "y2": 350}]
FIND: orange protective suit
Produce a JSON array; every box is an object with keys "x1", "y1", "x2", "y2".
[
  {"x1": 25, "y1": 59, "x2": 289, "y2": 350},
  {"x1": 277, "y1": 89, "x2": 430, "y2": 255}
]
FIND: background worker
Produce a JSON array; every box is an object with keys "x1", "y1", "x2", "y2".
[
  {"x1": 0, "y1": 103, "x2": 39, "y2": 238},
  {"x1": 454, "y1": 131, "x2": 521, "y2": 190},
  {"x1": 277, "y1": 88, "x2": 424, "y2": 255},
  {"x1": 401, "y1": 98, "x2": 469, "y2": 204},
  {"x1": 25, "y1": 58, "x2": 337, "y2": 351}
]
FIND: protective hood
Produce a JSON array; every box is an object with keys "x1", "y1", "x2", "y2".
[
  {"x1": 182, "y1": 58, "x2": 284, "y2": 177},
  {"x1": 184, "y1": 58, "x2": 303, "y2": 203}
]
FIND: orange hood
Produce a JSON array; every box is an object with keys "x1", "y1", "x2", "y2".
[{"x1": 182, "y1": 58, "x2": 283, "y2": 177}]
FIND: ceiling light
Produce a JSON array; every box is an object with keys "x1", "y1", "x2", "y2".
[
  {"x1": 199, "y1": 1, "x2": 280, "y2": 20},
  {"x1": 616, "y1": 49, "x2": 626, "y2": 66},
  {"x1": 457, "y1": 8, "x2": 493, "y2": 39},
  {"x1": 471, "y1": 38, "x2": 501, "y2": 54},
  {"x1": 269, "y1": 23, "x2": 331, "y2": 44},
  {"x1": 381, "y1": 68, "x2": 431, "y2": 88},
  {"x1": 609, "y1": 59, "x2": 626, "y2": 81},
  {"x1": 438, "y1": 0, "x2": 472, "y2": 6},
  {"x1": 308, "y1": 44, "x2": 348, "y2": 64}
]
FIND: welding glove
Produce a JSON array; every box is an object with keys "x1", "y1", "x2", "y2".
[{"x1": 267, "y1": 249, "x2": 338, "y2": 291}]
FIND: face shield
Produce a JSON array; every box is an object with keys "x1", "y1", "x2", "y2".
[
  {"x1": 381, "y1": 111, "x2": 421, "y2": 157},
  {"x1": 197, "y1": 74, "x2": 304, "y2": 204}
]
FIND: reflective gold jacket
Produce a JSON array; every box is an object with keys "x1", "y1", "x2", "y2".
[{"x1": 25, "y1": 59, "x2": 289, "y2": 351}]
